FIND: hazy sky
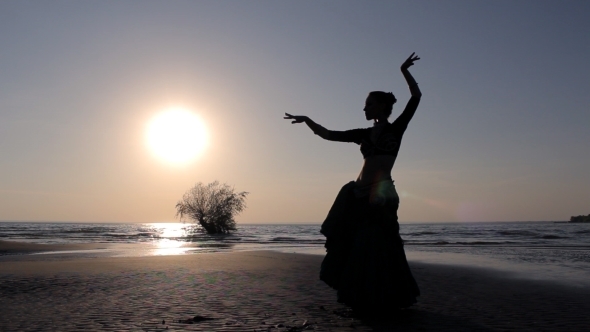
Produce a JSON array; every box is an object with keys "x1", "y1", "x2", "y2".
[{"x1": 1, "y1": 1, "x2": 589, "y2": 223}]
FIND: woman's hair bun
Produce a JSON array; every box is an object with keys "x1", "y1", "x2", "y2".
[
  {"x1": 369, "y1": 91, "x2": 397, "y2": 106},
  {"x1": 368, "y1": 91, "x2": 397, "y2": 117},
  {"x1": 386, "y1": 92, "x2": 397, "y2": 105}
]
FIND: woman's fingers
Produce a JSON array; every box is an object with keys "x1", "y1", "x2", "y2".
[
  {"x1": 284, "y1": 113, "x2": 305, "y2": 123},
  {"x1": 406, "y1": 53, "x2": 420, "y2": 62},
  {"x1": 402, "y1": 53, "x2": 420, "y2": 69},
  {"x1": 402, "y1": 54, "x2": 420, "y2": 69}
]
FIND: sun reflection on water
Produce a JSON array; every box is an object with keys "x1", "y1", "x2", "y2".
[
  {"x1": 143, "y1": 223, "x2": 237, "y2": 256},
  {"x1": 151, "y1": 239, "x2": 189, "y2": 256},
  {"x1": 150, "y1": 223, "x2": 190, "y2": 238},
  {"x1": 147, "y1": 223, "x2": 195, "y2": 256}
]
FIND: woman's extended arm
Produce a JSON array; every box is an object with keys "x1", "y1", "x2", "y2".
[{"x1": 284, "y1": 113, "x2": 366, "y2": 143}]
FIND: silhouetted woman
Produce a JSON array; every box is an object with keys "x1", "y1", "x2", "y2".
[{"x1": 284, "y1": 53, "x2": 421, "y2": 314}]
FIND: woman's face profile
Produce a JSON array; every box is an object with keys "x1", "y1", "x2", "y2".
[{"x1": 363, "y1": 96, "x2": 386, "y2": 121}]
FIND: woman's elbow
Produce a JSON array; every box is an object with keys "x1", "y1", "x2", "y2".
[
  {"x1": 318, "y1": 131, "x2": 331, "y2": 140},
  {"x1": 313, "y1": 128, "x2": 330, "y2": 140}
]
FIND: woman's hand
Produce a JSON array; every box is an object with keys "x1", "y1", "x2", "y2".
[
  {"x1": 401, "y1": 52, "x2": 420, "y2": 70},
  {"x1": 284, "y1": 113, "x2": 308, "y2": 124},
  {"x1": 284, "y1": 113, "x2": 330, "y2": 138}
]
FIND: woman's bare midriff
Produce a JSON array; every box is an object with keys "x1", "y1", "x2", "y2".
[{"x1": 356, "y1": 155, "x2": 396, "y2": 186}]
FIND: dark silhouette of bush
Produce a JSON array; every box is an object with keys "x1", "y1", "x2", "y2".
[
  {"x1": 175, "y1": 181, "x2": 248, "y2": 234},
  {"x1": 570, "y1": 214, "x2": 590, "y2": 223}
]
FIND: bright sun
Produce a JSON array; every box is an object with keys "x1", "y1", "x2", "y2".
[{"x1": 146, "y1": 108, "x2": 208, "y2": 165}]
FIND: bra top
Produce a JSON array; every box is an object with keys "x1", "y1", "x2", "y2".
[
  {"x1": 359, "y1": 123, "x2": 404, "y2": 159},
  {"x1": 330, "y1": 122, "x2": 406, "y2": 159},
  {"x1": 324, "y1": 96, "x2": 420, "y2": 160}
]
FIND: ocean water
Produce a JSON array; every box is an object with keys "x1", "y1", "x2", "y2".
[
  {"x1": 1, "y1": 221, "x2": 589, "y2": 286},
  {"x1": 402, "y1": 222, "x2": 590, "y2": 287}
]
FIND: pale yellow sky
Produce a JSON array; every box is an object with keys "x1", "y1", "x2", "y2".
[{"x1": 1, "y1": 1, "x2": 589, "y2": 223}]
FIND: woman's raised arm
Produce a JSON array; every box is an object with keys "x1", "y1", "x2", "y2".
[
  {"x1": 401, "y1": 53, "x2": 422, "y2": 98},
  {"x1": 394, "y1": 53, "x2": 422, "y2": 127}
]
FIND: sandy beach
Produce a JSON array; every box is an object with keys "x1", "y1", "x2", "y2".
[{"x1": 1, "y1": 242, "x2": 589, "y2": 331}]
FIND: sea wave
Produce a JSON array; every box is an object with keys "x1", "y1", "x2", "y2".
[
  {"x1": 271, "y1": 237, "x2": 298, "y2": 242},
  {"x1": 497, "y1": 230, "x2": 538, "y2": 237},
  {"x1": 539, "y1": 235, "x2": 569, "y2": 239},
  {"x1": 407, "y1": 231, "x2": 437, "y2": 236},
  {"x1": 406, "y1": 240, "x2": 514, "y2": 246}
]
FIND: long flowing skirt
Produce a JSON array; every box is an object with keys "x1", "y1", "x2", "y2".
[{"x1": 319, "y1": 180, "x2": 420, "y2": 311}]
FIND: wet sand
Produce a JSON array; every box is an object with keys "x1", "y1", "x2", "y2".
[
  {"x1": 0, "y1": 239, "x2": 112, "y2": 255},
  {"x1": 1, "y1": 242, "x2": 590, "y2": 331}
]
